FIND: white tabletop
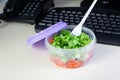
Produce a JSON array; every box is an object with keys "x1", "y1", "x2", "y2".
[{"x1": 0, "y1": 0, "x2": 120, "y2": 80}]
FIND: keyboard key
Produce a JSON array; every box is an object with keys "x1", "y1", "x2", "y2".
[
  {"x1": 104, "y1": 30, "x2": 112, "y2": 34},
  {"x1": 112, "y1": 31, "x2": 120, "y2": 35},
  {"x1": 96, "y1": 29, "x2": 103, "y2": 33},
  {"x1": 39, "y1": 22, "x2": 46, "y2": 26}
]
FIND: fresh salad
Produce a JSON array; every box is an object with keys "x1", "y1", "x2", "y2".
[
  {"x1": 49, "y1": 29, "x2": 92, "y2": 49},
  {"x1": 47, "y1": 29, "x2": 94, "y2": 68}
]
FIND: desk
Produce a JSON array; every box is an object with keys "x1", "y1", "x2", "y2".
[{"x1": 0, "y1": 0, "x2": 120, "y2": 80}]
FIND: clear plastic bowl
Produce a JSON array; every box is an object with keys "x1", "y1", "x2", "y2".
[{"x1": 45, "y1": 26, "x2": 96, "y2": 69}]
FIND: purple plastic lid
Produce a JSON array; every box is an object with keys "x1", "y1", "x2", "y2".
[{"x1": 27, "y1": 21, "x2": 67, "y2": 45}]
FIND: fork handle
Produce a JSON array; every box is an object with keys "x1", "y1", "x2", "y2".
[{"x1": 78, "y1": 0, "x2": 97, "y2": 27}]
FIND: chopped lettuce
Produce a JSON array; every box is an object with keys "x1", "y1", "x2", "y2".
[{"x1": 51, "y1": 30, "x2": 92, "y2": 49}]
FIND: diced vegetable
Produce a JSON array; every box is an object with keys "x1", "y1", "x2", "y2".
[
  {"x1": 48, "y1": 38, "x2": 54, "y2": 44},
  {"x1": 50, "y1": 30, "x2": 92, "y2": 49},
  {"x1": 66, "y1": 59, "x2": 83, "y2": 68}
]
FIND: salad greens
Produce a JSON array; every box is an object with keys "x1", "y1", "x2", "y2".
[{"x1": 50, "y1": 29, "x2": 92, "y2": 49}]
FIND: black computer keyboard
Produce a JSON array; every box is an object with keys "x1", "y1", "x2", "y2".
[{"x1": 35, "y1": 7, "x2": 120, "y2": 46}]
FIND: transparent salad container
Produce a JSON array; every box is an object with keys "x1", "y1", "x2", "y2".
[{"x1": 45, "y1": 26, "x2": 96, "y2": 69}]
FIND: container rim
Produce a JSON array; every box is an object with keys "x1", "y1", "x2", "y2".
[{"x1": 45, "y1": 26, "x2": 96, "y2": 51}]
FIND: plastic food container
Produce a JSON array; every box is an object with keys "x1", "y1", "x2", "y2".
[{"x1": 45, "y1": 26, "x2": 96, "y2": 69}]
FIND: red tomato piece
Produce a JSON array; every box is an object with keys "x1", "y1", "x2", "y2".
[
  {"x1": 48, "y1": 38, "x2": 54, "y2": 44},
  {"x1": 66, "y1": 59, "x2": 83, "y2": 68}
]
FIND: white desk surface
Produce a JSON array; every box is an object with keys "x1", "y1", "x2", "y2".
[{"x1": 0, "y1": 0, "x2": 120, "y2": 80}]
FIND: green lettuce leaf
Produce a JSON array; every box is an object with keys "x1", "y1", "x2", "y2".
[{"x1": 51, "y1": 30, "x2": 92, "y2": 49}]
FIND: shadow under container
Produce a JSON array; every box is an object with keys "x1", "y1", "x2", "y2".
[{"x1": 45, "y1": 26, "x2": 96, "y2": 69}]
